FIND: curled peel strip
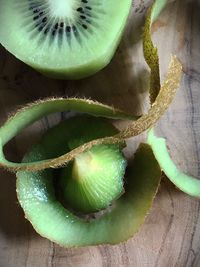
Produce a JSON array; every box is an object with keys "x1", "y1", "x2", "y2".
[
  {"x1": 148, "y1": 129, "x2": 200, "y2": 198},
  {"x1": 0, "y1": 98, "x2": 133, "y2": 171},
  {"x1": 145, "y1": 1, "x2": 200, "y2": 198},
  {"x1": 0, "y1": 56, "x2": 182, "y2": 172},
  {"x1": 16, "y1": 142, "x2": 162, "y2": 246},
  {"x1": 143, "y1": 3, "x2": 160, "y2": 104},
  {"x1": 0, "y1": 0, "x2": 182, "y2": 172}
]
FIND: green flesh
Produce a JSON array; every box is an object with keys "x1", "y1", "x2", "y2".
[
  {"x1": 0, "y1": 0, "x2": 132, "y2": 79},
  {"x1": 148, "y1": 129, "x2": 200, "y2": 198},
  {"x1": 16, "y1": 119, "x2": 161, "y2": 247},
  {"x1": 59, "y1": 116, "x2": 126, "y2": 213},
  {"x1": 61, "y1": 145, "x2": 126, "y2": 213}
]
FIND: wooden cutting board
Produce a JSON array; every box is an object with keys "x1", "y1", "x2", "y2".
[{"x1": 0, "y1": 0, "x2": 200, "y2": 266}]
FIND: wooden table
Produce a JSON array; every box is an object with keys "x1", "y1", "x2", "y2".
[{"x1": 0, "y1": 0, "x2": 200, "y2": 266}]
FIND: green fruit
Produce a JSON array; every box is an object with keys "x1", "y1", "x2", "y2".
[
  {"x1": 57, "y1": 116, "x2": 126, "y2": 213},
  {"x1": 0, "y1": 0, "x2": 132, "y2": 79},
  {"x1": 16, "y1": 117, "x2": 161, "y2": 247},
  {"x1": 60, "y1": 144, "x2": 126, "y2": 213}
]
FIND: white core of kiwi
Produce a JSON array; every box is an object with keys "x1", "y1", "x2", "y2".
[{"x1": 48, "y1": 0, "x2": 78, "y2": 19}]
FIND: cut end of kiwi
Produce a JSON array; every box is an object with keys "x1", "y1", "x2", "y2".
[
  {"x1": 0, "y1": 0, "x2": 132, "y2": 79},
  {"x1": 60, "y1": 144, "x2": 126, "y2": 213}
]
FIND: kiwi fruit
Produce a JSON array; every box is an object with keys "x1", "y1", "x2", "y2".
[
  {"x1": 0, "y1": 0, "x2": 132, "y2": 79},
  {"x1": 57, "y1": 116, "x2": 126, "y2": 213},
  {"x1": 16, "y1": 116, "x2": 161, "y2": 246},
  {"x1": 36, "y1": 115, "x2": 127, "y2": 213},
  {"x1": 60, "y1": 140, "x2": 126, "y2": 214},
  {"x1": 60, "y1": 144, "x2": 126, "y2": 213}
]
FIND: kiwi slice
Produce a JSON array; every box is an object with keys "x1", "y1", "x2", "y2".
[
  {"x1": 0, "y1": 0, "x2": 132, "y2": 79},
  {"x1": 16, "y1": 116, "x2": 161, "y2": 246}
]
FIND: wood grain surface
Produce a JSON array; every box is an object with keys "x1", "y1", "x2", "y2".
[{"x1": 0, "y1": 0, "x2": 200, "y2": 266}]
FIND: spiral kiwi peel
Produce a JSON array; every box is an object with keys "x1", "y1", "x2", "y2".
[{"x1": 0, "y1": 0, "x2": 194, "y2": 248}]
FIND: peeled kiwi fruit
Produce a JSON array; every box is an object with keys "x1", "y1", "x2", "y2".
[
  {"x1": 56, "y1": 116, "x2": 126, "y2": 213},
  {"x1": 60, "y1": 144, "x2": 126, "y2": 213},
  {"x1": 0, "y1": 0, "x2": 132, "y2": 79},
  {"x1": 50, "y1": 115, "x2": 126, "y2": 213},
  {"x1": 21, "y1": 115, "x2": 127, "y2": 214},
  {"x1": 16, "y1": 116, "x2": 161, "y2": 247}
]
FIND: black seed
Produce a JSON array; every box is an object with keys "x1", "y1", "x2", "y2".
[
  {"x1": 77, "y1": 7, "x2": 84, "y2": 13},
  {"x1": 60, "y1": 22, "x2": 64, "y2": 27},
  {"x1": 77, "y1": 7, "x2": 83, "y2": 12},
  {"x1": 54, "y1": 23, "x2": 59, "y2": 29},
  {"x1": 33, "y1": 15, "x2": 39, "y2": 20},
  {"x1": 39, "y1": 11, "x2": 44, "y2": 16},
  {"x1": 82, "y1": 0, "x2": 88, "y2": 3},
  {"x1": 42, "y1": 17, "x2": 47, "y2": 23},
  {"x1": 86, "y1": 6, "x2": 92, "y2": 10},
  {"x1": 33, "y1": 9, "x2": 39, "y2": 13},
  {"x1": 82, "y1": 24, "x2": 88, "y2": 29},
  {"x1": 52, "y1": 30, "x2": 56, "y2": 36},
  {"x1": 80, "y1": 15, "x2": 86, "y2": 19}
]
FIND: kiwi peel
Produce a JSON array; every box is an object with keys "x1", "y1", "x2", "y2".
[
  {"x1": 148, "y1": 129, "x2": 200, "y2": 198},
  {"x1": 0, "y1": 0, "x2": 132, "y2": 79},
  {"x1": 16, "y1": 131, "x2": 161, "y2": 246},
  {"x1": 0, "y1": 0, "x2": 186, "y2": 247},
  {"x1": 0, "y1": 56, "x2": 182, "y2": 171}
]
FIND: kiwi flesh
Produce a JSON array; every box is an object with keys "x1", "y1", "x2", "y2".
[
  {"x1": 0, "y1": 0, "x2": 132, "y2": 79},
  {"x1": 60, "y1": 145, "x2": 126, "y2": 213},
  {"x1": 16, "y1": 116, "x2": 161, "y2": 246},
  {"x1": 57, "y1": 116, "x2": 126, "y2": 213}
]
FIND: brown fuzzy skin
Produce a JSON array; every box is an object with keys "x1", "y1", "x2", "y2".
[
  {"x1": 6, "y1": 97, "x2": 132, "y2": 123},
  {"x1": 0, "y1": 97, "x2": 132, "y2": 172},
  {"x1": 0, "y1": 57, "x2": 182, "y2": 173},
  {"x1": 143, "y1": 5, "x2": 160, "y2": 104}
]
